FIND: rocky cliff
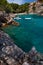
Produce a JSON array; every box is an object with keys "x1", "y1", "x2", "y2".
[
  {"x1": 29, "y1": 2, "x2": 43, "y2": 15},
  {"x1": 0, "y1": 30, "x2": 43, "y2": 65},
  {"x1": 36, "y1": 2, "x2": 43, "y2": 15}
]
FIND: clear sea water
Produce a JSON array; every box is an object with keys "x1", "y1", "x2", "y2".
[{"x1": 3, "y1": 14, "x2": 43, "y2": 53}]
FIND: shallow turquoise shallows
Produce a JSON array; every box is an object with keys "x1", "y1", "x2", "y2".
[{"x1": 3, "y1": 14, "x2": 43, "y2": 53}]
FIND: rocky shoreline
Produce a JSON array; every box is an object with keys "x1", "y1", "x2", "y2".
[
  {"x1": 0, "y1": 30, "x2": 43, "y2": 65},
  {"x1": 0, "y1": 14, "x2": 20, "y2": 27},
  {"x1": 0, "y1": 30, "x2": 25, "y2": 65}
]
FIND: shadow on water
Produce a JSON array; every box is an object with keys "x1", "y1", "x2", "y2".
[
  {"x1": 13, "y1": 37, "x2": 34, "y2": 52},
  {"x1": 23, "y1": 40, "x2": 33, "y2": 52}
]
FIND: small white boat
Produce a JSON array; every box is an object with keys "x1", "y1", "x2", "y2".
[
  {"x1": 25, "y1": 18, "x2": 32, "y2": 20},
  {"x1": 14, "y1": 17, "x2": 21, "y2": 20}
]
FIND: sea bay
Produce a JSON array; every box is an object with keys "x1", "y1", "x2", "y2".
[{"x1": 3, "y1": 14, "x2": 43, "y2": 53}]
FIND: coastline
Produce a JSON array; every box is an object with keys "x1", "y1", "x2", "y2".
[
  {"x1": 0, "y1": 12, "x2": 27, "y2": 27},
  {"x1": 0, "y1": 1, "x2": 43, "y2": 64},
  {"x1": 0, "y1": 30, "x2": 43, "y2": 65},
  {"x1": 9, "y1": 13, "x2": 27, "y2": 18},
  {"x1": 0, "y1": 30, "x2": 25, "y2": 54}
]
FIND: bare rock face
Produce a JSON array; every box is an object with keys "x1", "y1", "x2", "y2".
[
  {"x1": 29, "y1": 2, "x2": 43, "y2": 15},
  {"x1": 0, "y1": 30, "x2": 43, "y2": 65},
  {"x1": 36, "y1": 2, "x2": 43, "y2": 15}
]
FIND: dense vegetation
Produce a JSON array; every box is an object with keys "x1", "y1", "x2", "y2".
[
  {"x1": 0, "y1": 0, "x2": 43, "y2": 13},
  {"x1": 0, "y1": 0, "x2": 30, "y2": 13}
]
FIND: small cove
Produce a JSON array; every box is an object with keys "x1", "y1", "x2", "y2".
[{"x1": 2, "y1": 14, "x2": 43, "y2": 53}]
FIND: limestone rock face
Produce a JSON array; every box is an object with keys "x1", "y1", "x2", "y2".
[
  {"x1": 36, "y1": 2, "x2": 43, "y2": 14},
  {"x1": 29, "y1": 2, "x2": 43, "y2": 15}
]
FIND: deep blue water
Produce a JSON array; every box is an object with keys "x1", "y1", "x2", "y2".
[{"x1": 3, "y1": 14, "x2": 43, "y2": 53}]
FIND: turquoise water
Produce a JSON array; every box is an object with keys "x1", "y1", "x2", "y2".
[{"x1": 3, "y1": 14, "x2": 43, "y2": 53}]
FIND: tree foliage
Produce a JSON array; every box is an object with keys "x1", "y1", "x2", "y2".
[{"x1": 0, "y1": 0, "x2": 30, "y2": 13}]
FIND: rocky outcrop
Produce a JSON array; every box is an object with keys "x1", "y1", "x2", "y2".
[
  {"x1": 29, "y1": 2, "x2": 36, "y2": 13},
  {"x1": 0, "y1": 15, "x2": 20, "y2": 27},
  {"x1": 0, "y1": 30, "x2": 25, "y2": 65},
  {"x1": 0, "y1": 15, "x2": 7, "y2": 23},
  {"x1": 0, "y1": 30, "x2": 43, "y2": 65},
  {"x1": 36, "y1": 2, "x2": 43, "y2": 15},
  {"x1": 29, "y1": 2, "x2": 43, "y2": 15},
  {"x1": 0, "y1": 15, "x2": 8, "y2": 27}
]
